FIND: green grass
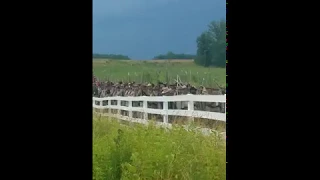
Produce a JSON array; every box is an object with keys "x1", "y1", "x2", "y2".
[
  {"x1": 93, "y1": 115, "x2": 226, "y2": 180},
  {"x1": 93, "y1": 59, "x2": 226, "y2": 88}
]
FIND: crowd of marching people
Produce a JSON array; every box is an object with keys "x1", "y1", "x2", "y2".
[
  {"x1": 93, "y1": 73, "x2": 225, "y2": 113},
  {"x1": 93, "y1": 73, "x2": 225, "y2": 98}
]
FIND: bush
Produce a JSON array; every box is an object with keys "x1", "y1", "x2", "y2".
[{"x1": 93, "y1": 116, "x2": 226, "y2": 180}]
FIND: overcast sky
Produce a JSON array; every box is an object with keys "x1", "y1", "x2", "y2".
[{"x1": 93, "y1": 0, "x2": 226, "y2": 59}]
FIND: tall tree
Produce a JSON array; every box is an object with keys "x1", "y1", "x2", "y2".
[
  {"x1": 195, "y1": 19, "x2": 226, "y2": 67},
  {"x1": 208, "y1": 20, "x2": 226, "y2": 67},
  {"x1": 195, "y1": 31, "x2": 212, "y2": 67}
]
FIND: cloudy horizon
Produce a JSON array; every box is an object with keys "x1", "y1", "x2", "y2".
[{"x1": 93, "y1": 0, "x2": 226, "y2": 59}]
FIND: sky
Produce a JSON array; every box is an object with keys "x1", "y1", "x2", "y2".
[{"x1": 93, "y1": 0, "x2": 226, "y2": 60}]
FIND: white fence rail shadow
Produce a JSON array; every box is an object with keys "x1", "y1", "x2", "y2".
[{"x1": 93, "y1": 94, "x2": 226, "y2": 125}]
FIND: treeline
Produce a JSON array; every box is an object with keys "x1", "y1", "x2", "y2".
[
  {"x1": 194, "y1": 19, "x2": 226, "y2": 67},
  {"x1": 93, "y1": 53, "x2": 131, "y2": 60},
  {"x1": 153, "y1": 51, "x2": 196, "y2": 60}
]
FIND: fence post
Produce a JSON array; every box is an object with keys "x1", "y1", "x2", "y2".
[
  {"x1": 105, "y1": 100, "x2": 109, "y2": 114},
  {"x1": 117, "y1": 99, "x2": 121, "y2": 117},
  {"x1": 99, "y1": 99, "x2": 103, "y2": 113},
  {"x1": 92, "y1": 98, "x2": 95, "y2": 110},
  {"x1": 143, "y1": 100, "x2": 148, "y2": 121},
  {"x1": 163, "y1": 101, "x2": 168, "y2": 124},
  {"x1": 92, "y1": 98, "x2": 94, "y2": 106},
  {"x1": 128, "y1": 100, "x2": 132, "y2": 119},
  {"x1": 224, "y1": 94, "x2": 227, "y2": 114},
  {"x1": 188, "y1": 99, "x2": 194, "y2": 122}
]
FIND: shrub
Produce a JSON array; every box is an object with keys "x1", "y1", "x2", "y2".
[{"x1": 93, "y1": 116, "x2": 226, "y2": 180}]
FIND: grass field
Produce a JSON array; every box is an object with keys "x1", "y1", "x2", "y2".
[
  {"x1": 93, "y1": 115, "x2": 226, "y2": 180},
  {"x1": 93, "y1": 59, "x2": 226, "y2": 88}
]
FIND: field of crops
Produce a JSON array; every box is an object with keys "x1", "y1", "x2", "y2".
[
  {"x1": 93, "y1": 114, "x2": 226, "y2": 180},
  {"x1": 93, "y1": 59, "x2": 226, "y2": 88}
]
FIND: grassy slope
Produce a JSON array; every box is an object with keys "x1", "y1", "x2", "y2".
[
  {"x1": 93, "y1": 115, "x2": 226, "y2": 180},
  {"x1": 93, "y1": 59, "x2": 226, "y2": 88}
]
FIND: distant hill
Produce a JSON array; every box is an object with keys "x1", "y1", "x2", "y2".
[
  {"x1": 93, "y1": 53, "x2": 131, "y2": 60},
  {"x1": 153, "y1": 51, "x2": 196, "y2": 60}
]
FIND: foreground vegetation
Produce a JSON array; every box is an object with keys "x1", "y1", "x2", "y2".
[
  {"x1": 93, "y1": 115, "x2": 226, "y2": 180},
  {"x1": 93, "y1": 59, "x2": 226, "y2": 88}
]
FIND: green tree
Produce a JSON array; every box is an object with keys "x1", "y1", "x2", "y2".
[
  {"x1": 93, "y1": 53, "x2": 131, "y2": 60},
  {"x1": 195, "y1": 31, "x2": 213, "y2": 67},
  {"x1": 195, "y1": 19, "x2": 226, "y2": 67},
  {"x1": 208, "y1": 20, "x2": 226, "y2": 67},
  {"x1": 166, "y1": 51, "x2": 175, "y2": 59},
  {"x1": 153, "y1": 51, "x2": 196, "y2": 60}
]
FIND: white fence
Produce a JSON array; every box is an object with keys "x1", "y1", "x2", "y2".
[{"x1": 93, "y1": 94, "x2": 226, "y2": 126}]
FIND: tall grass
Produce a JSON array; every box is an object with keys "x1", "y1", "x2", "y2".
[
  {"x1": 92, "y1": 60, "x2": 226, "y2": 88},
  {"x1": 93, "y1": 115, "x2": 226, "y2": 180}
]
